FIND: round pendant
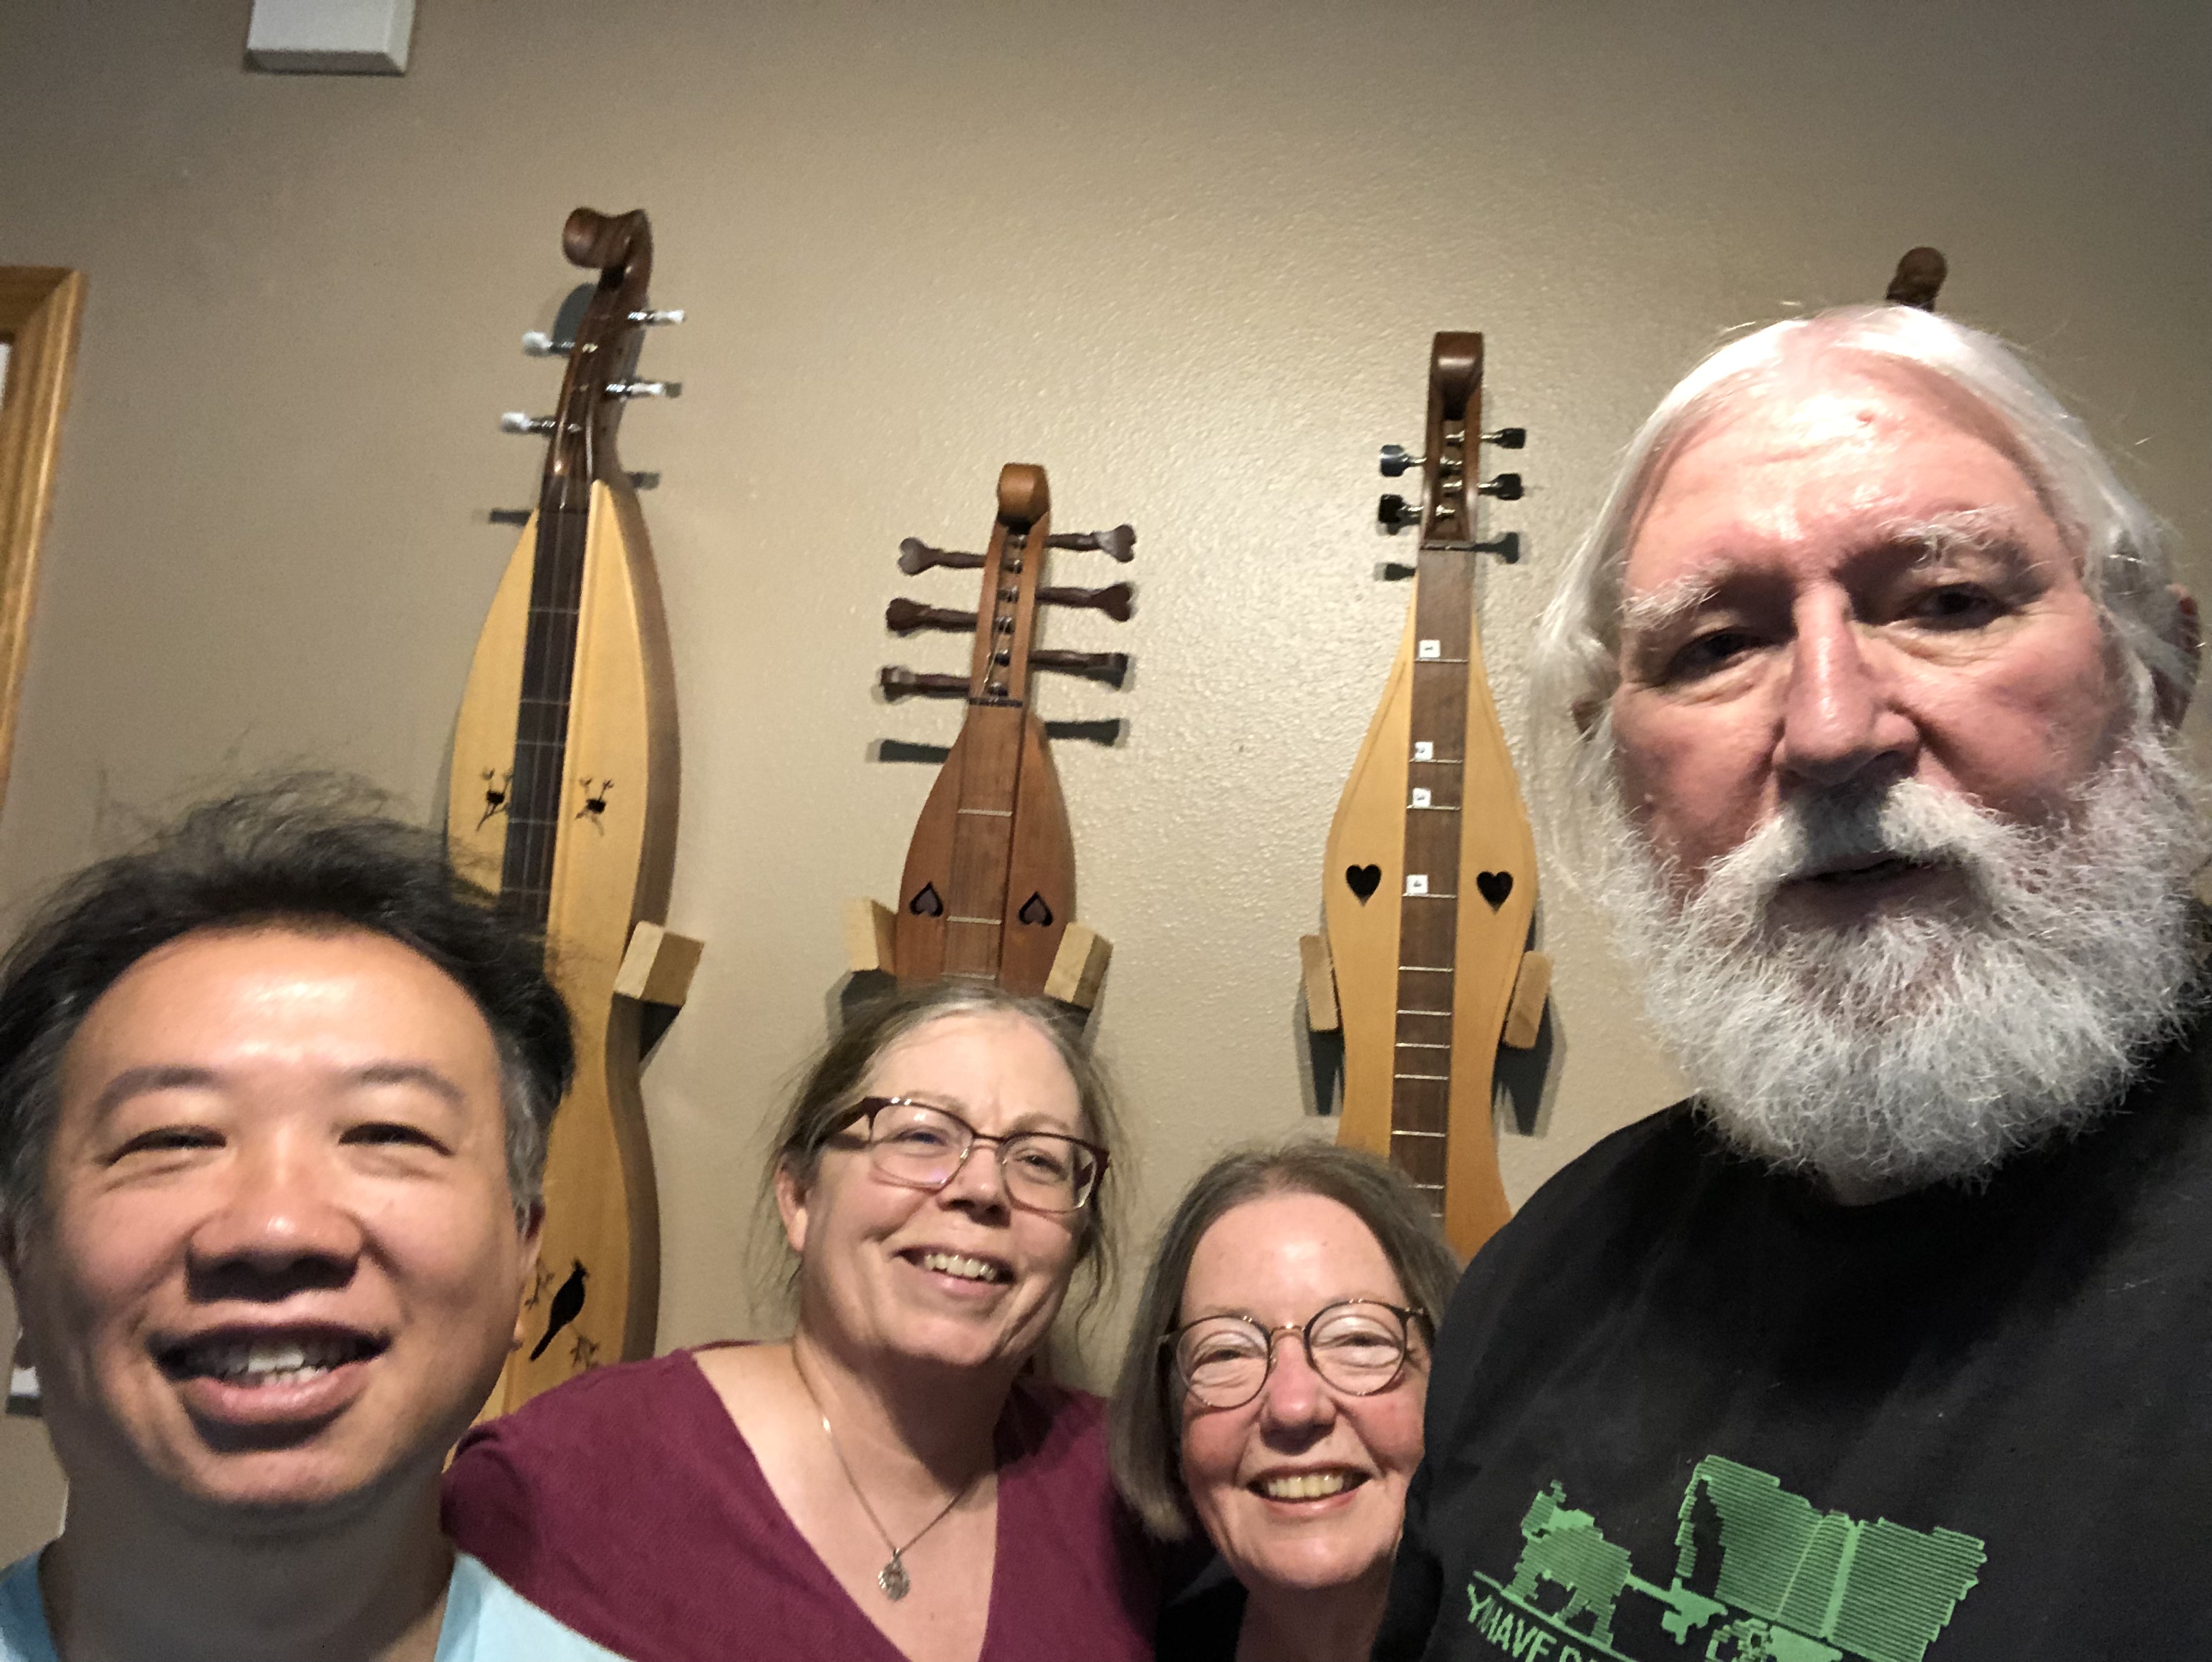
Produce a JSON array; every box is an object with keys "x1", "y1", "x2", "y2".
[{"x1": 878, "y1": 1556, "x2": 910, "y2": 1601}]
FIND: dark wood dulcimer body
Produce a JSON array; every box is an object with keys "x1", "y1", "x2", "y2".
[
  {"x1": 853, "y1": 464, "x2": 1130, "y2": 1008},
  {"x1": 447, "y1": 208, "x2": 691, "y2": 1412},
  {"x1": 1304, "y1": 332, "x2": 1547, "y2": 1259}
]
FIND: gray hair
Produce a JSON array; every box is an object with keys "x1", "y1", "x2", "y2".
[
  {"x1": 1107, "y1": 1139, "x2": 1460, "y2": 1541},
  {"x1": 1529, "y1": 304, "x2": 2188, "y2": 870}
]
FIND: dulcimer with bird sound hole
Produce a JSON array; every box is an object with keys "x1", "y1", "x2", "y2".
[
  {"x1": 853, "y1": 464, "x2": 1130, "y2": 1008},
  {"x1": 448, "y1": 208, "x2": 693, "y2": 1413},
  {"x1": 1304, "y1": 332, "x2": 1548, "y2": 1259}
]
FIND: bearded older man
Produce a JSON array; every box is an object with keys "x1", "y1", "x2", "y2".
[{"x1": 1375, "y1": 305, "x2": 2211, "y2": 1662}]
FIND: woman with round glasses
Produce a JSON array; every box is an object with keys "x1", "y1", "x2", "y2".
[
  {"x1": 1110, "y1": 1142, "x2": 1458, "y2": 1662},
  {"x1": 444, "y1": 980, "x2": 1155, "y2": 1662}
]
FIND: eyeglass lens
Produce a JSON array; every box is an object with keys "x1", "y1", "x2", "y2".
[
  {"x1": 1175, "y1": 1302, "x2": 1412, "y2": 1408},
  {"x1": 865, "y1": 1100, "x2": 1100, "y2": 1211}
]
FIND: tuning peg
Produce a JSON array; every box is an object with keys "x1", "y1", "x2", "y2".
[
  {"x1": 608, "y1": 380, "x2": 682, "y2": 399},
  {"x1": 1483, "y1": 428, "x2": 1526, "y2": 449},
  {"x1": 897, "y1": 538, "x2": 986, "y2": 576},
  {"x1": 885, "y1": 599, "x2": 979, "y2": 635},
  {"x1": 1379, "y1": 444, "x2": 1425, "y2": 479},
  {"x1": 879, "y1": 667, "x2": 970, "y2": 699},
  {"x1": 1481, "y1": 532, "x2": 1522, "y2": 564},
  {"x1": 1376, "y1": 493, "x2": 1421, "y2": 534},
  {"x1": 1037, "y1": 581, "x2": 1135, "y2": 622},
  {"x1": 1478, "y1": 474, "x2": 1524, "y2": 501},
  {"x1": 500, "y1": 413, "x2": 557, "y2": 435},
  {"x1": 1031, "y1": 649, "x2": 1130, "y2": 688},
  {"x1": 1044, "y1": 524, "x2": 1136, "y2": 562},
  {"x1": 521, "y1": 331, "x2": 574, "y2": 357},
  {"x1": 628, "y1": 309, "x2": 686, "y2": 325}
]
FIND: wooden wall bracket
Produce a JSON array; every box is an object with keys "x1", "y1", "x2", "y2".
[{"x1": 845, "y1": 895, "x2": 1111, "y2": 1012}]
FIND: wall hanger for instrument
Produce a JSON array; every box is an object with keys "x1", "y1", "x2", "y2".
[
  {"x1": 846, "y1": 464, "x2": 1132, "y2": 1014},
  {"x1": 448, "y1": 206, "x2": 700, "y2": 1412},
  {"x1": 1300, "y1": 332, "x2": 1549, "y2": 1261}
]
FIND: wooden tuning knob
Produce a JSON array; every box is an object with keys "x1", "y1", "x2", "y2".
[
  {"x1": 1029, "y1": 649, "x2": 1130, "y2": 688},
  {"x1": 1036, "y1": 582, "x2": 1135, "y2": 622},
  {"x1": 1044, "y1": 524, "x2": 1136, "y2": 562},
  {"x1": 898, "y1": 537, "x2": 986, "y2": 576},
  {"x1": 879, "y1": 667, "x2": 971, "y2": 699},
  {"x1": 885, "y1": 598, "x2": 981, "y2": 635},
  {"x1": 1886, "y1": 246, "x2": 1948, "y2": 311}
]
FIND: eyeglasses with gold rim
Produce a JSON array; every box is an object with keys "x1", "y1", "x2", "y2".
[
  {"x1": 1165, "y1": 1300, "x2": 1429, "y2": 1410},
  {"x1": 839, "y1": 1096, "x2": 1110, "y2": 1214}
]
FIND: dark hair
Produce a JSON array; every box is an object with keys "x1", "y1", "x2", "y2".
[
  {"x1": 762, "y1": 979, "x2": 1125, "y2": 1332},
  {"x1": 1107, "y1": 1140, "x2": 1461, "y2": 1539},
  {"x1": 0, "y1": 776, "x2": 573, "y2": 1226}
]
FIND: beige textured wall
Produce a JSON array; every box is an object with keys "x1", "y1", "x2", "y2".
[{"x1": 1, "y1": 0, "x2": 2206, "y2": 1563}]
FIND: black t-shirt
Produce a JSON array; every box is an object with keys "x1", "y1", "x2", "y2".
[{"x1": 1375, "y1": 1009, "x2": 2212, "y2": 1662}]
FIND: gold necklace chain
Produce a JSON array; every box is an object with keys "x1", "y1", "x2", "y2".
[{"x1": 790, "y1": 1350, "x2": 984, "y2": 1602}]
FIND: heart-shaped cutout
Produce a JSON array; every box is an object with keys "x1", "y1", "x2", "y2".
[
  {"x1": 1018, "y1": 891, "x2": 1054, "y2": 927},
  {"x1": 908, "y1": 883, "x2": 943, "y2": 917},
  {"x1": 1345, "y1": 864, "x2": 1382, "y2": 901},
  {"x1": 1476, "y1": 870, "x2": 1513, "y2": 909}
]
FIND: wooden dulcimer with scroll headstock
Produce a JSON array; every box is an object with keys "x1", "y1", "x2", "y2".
[
  {"x1": 448, "y1": 208, "x2": 693, "y2": 1413},
  {"x1": 851, "y1": 463, "x2": 1130, "y2": 1008},
  {"x1": 1303, "y1": 332, "x2": 1548, "y2": 1259}
]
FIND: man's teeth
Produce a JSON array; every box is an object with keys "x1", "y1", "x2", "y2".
[
  {"x1": 176, "y1": 1337, "x2": 363, "y2": 1385},
  {"x1": 918, "y1": 1251, "x2": 1009, "y2": 1284},
  {"x1": 1260, "y1": 1471, "x2": 1355, "y2": 1501}
]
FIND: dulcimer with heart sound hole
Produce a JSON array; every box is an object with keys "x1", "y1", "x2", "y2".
[
  {"x1": 848, "y1": 464, "x2": 1130, "y2": 1008},
  {"x1": 1302, "y1": 332, "x2": 1548, "y2": 1259},
  {"x1": 448, "y1": 207, "x2": 698, "y2": 1413}
]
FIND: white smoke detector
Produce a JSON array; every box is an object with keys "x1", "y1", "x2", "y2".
[{"x1": 246, "y1": 0, "x2": 416, "y2": 74}]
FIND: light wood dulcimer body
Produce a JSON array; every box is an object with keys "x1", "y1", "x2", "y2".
[
  {"x1": 448, "y1": 208, "x2": 691, "y2": 1413},
  {"x1": 1304, "y1": 332, "x2": 1547, "y2": 1259},
  {"x1": 852, "y1": 464, "x2": 1131, "y2": 1008}
]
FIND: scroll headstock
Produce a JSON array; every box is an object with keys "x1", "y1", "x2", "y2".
[
  {"x1": 880, "y1": 465, "x2": 1136, "y2": 706},
  {"x1": 503, "y1": 207, "x2": 683, "y2": 512},
  {"x1": 1375, "y1": 332, "x2": 1524, "y2": 562}
]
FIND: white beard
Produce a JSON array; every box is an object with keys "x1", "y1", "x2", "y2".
[{"x1": 1596, "y1": 734, "x2": 2208, "y2": 1195}]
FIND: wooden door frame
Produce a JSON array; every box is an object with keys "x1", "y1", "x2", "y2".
[{"x1": 0, "y1": 266, "x2": 86, "y2": 817}]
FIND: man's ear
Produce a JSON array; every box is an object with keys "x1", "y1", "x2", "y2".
[
  {"x1": 510, "y1": 1201, "x2": 546, "y2": 1350},
  {"x1": 773, "y1": 1161, "x2": 811, "y2": 1258},
  {"x1": 2155, "y1": 587, "x2": 2201, "y2": 730}
]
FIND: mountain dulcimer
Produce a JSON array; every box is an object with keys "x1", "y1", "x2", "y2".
[
  {"x1": 1304, "y1": 332, "x2": 1548, "y2": 1259},
  {"x1": 448, "y1": 208, "x2": 693, "y2": 1412},
  {"x1": 850, "y1": 464, "x2": 1132, "y2": 1008}
]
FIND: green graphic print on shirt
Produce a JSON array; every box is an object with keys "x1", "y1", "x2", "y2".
[{"x1": 1464, "y1": 1458, "x2": 1986, "y2": 1662}]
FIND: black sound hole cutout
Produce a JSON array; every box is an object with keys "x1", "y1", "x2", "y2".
[
  {"x1": 908, "y1": 883, "x2": 943, "y2": 917},
  {"x1": 1018, "y1": 892, "x2": 1054, "y2": 927},
  {"x1": 1345, "y1": 864, "x2": 1382, "y2": 902},
  {"x1": 1476, "y1": 870, "x2": 1514, "y2": 909}
]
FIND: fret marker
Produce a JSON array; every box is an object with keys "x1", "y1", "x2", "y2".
[
  {"x1": 1413, "y1": 741, "x2": 1435, "y2": 762},
  {"x1": 1405, "y1": 874, "x2": 1429, "y2": 896},
  {"x1": 1410, "y1": 787, "x2": 1432, "y2": 809},
  {"x1": 1418, "y1": 639, "x2": 1442, "y2": 661}
]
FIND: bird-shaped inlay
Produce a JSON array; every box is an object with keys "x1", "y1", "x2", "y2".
[{"x1": 529, "y1": 1260, "x2": 590, "y2": 1361}]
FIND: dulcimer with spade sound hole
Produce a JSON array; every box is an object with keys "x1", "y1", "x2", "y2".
[
  {"x1": 848, "y1": 464, "x2": 1130, "y2": 1009},
  {"x1": 1303, "y1": 332, "x2": 1548, "y2": 1259},
  {"x1": 447, "y1": 208, "x2": 698, "y2": 1414}
]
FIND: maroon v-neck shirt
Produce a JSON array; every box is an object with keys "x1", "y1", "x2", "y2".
[{"x1": 443, "y1": 1348, "x2": 1158, "y2": 1662}]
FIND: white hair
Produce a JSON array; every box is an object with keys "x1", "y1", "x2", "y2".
[{"x1": 1529, "y1": 304, "x2": 2189, "y2": 873}]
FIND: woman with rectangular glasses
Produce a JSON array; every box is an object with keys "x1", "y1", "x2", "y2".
[
  {"x1": 1110, "y1": 1143, "x2": 1458, "y2": 1661},
  {"x1": 444, "y1": 981, "x2": 1153, "y2": 1662}
]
